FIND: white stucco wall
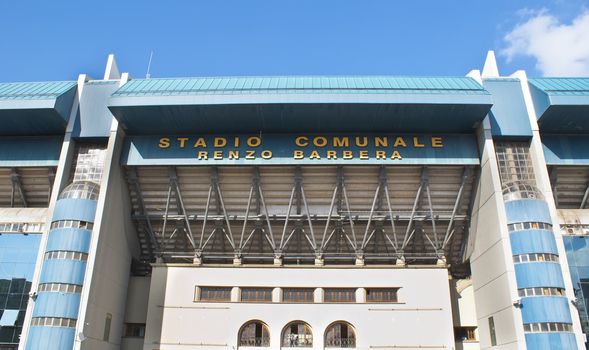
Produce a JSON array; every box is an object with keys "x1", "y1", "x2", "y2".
[
  {"x1": 450, "y1": 280, "x2": 480, "y2": 350},
  {"x1": 143, "y1": 266, "x2": 455, "y2": 350},
  {"x1": 468, "y1": 119, "x2": 523, "y2": 350}
]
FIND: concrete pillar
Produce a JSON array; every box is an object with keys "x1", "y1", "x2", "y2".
[
  {"x1": 231, "y1": 287, "x2": 241, "y2": 302},
  {"x1": 273, "y1": 288, "x2": 282, "y2": 303},
  {"x1": 314, "y1": 288, "x2": 324, "y2": 303}
]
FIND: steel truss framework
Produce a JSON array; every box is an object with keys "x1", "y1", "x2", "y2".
[
  {"x1": 127, "y1": 165, "x2": 477, "y2": 273},
  {"x1": 0, "y1": 167, "x2": 55, "y2": 208}
]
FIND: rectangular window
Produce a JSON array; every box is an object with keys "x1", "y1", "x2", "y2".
[
  {"x1": 241, "y1": 288, "x2": 273, "y2": 303},
  {"x1": 454, "y1": 327, "x2": 477, "y2": 341},
  {"x1": 199, "y1": 287, "x2": 232, "y2": 302},
  {"x1": 124, "y1": 323, "x2": 146, "y2": 337},
  {"x1": 324, "y1": 288, "x2": 356, "y2": 303},
  {"x1": 103, "y1": 313, "x2": 112, "y2": 342},
  {"x1": 366, "y1": 288, "x2": 398, "y2": 303},
  {"x1": 488, "y1": 317, "x2": 497, "y2": 346},
  {"x1": 283, "y1": 288, "x2": 314, "y2": 303}
]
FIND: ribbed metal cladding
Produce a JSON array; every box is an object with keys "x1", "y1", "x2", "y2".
[
  {"x1": 0, "y1": 81, "x2": 76, "y2": 100},
  {"x1": 113, "y1": 76, "x2": 489, "y2": 97},
  {"x1": 496, "y1": 141, "x2": 575, "y2": 346},
  {"x1": 529, "y1": 78, "x2": 589, "y2": 96}
]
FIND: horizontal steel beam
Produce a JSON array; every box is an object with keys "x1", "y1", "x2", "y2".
[{"x1": 132, "y1": 214, "x2": 468, "y2": 221}]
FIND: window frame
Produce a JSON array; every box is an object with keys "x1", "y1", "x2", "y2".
[
  {"x1": 324, "y1": 321, "x2": 356, "y2": 348},
  {"x1": 238, "y1": 320, "x2": 271, "y2": 347},
  {"x1": 240, "y1": 287, "x2": 274, "y2": 303},
  {"x1": 198, "y1": 286, "x2": 232, "y2": 302},
  {"x1": 282, "y1": 288, "x2": 315, "y2": 303},
  {"x1": 324, "y1": 288, "x2": 356, "y2": 303},
  {"x1": 281, "y1": 321, "x2": 313, "y2": 348},
  {"x1": 365, "y1": 288, "x2": 399, "y2": 303}
]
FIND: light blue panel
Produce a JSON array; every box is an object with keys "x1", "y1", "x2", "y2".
[
  {"x1": 46, "y1": 228, "x2": 92, "y2": 253},
  {"x1": 483, "y1": 79, "x2": 533, "y2": 138},
  {"x1": 510, "y1": 230, "x2": 558, "y2": 255},
  {"x1": 528, "y1": 82, "x2": 551, "y2": 123},
  {"x1": 521, "y1": 297, "x2": 572, "y2": 324},
  {"x1": 25, "y1": 326, "x2": 75, "y2": 350},
  {"x1": 123, "y1": 134, "x2": 480, "y2": 166},
  {"x1": 39, "y1": 259, "x2": 86, "y2": 285},
  {"x1": 525, "y1": 332, "x2": 578, "y2": 350},
  {"x1": 52, "y1": 198, "x2": 97, "y2": 222},
  {"x1": 504, "y1": 200, "x2": 552, "y2": 225},
  {"x1": 515, "y1": 262, "x2": 565, "y2": 289},
  {"x1": 0, "y1": 234, "x2": 41, "y2": 280},
  {"x1": 563, "y1": 235, "x2": 589, "y2": 336},
  {"x1": 72, "y1": 81, "x2": 119, "y2": 138},
  {"x1": 32, "y1": 292, "x2": 81, "y2": 319},
  {"x1": 542, "y1": 135, "x2": 589, "y2": 166},
  {"x1": 0, "y1": 137, "x2": 62, "y2": 167}
]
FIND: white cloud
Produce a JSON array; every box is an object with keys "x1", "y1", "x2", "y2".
[{"x1": 503, "y1": 9, "x2": 589, "y2": 76}]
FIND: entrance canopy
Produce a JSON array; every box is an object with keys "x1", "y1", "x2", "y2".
[
  {"x1": 108, "y1": 76, "x2": 492, "y2": 134},
  {"x1": 127, "y1": 164, "x2": 477, "y2": 276}
]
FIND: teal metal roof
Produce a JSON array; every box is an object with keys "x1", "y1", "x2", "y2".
[
  {"x1": 109, "y1": 75, "x2": 492, "y2": 134},
  {"x1": 113, "y1": 76, "x2": 488, "y2": 97},
  {"x1": 0, "y1": 81, "x2": 76, "y2": 100},
  {"x1": 529, "y1": 78, "x2": 589, "y2": 95}
]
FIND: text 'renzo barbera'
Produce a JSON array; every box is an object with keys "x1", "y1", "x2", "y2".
[{"x1": 157, "y1": 135, "x2": 444, "y2": 161}]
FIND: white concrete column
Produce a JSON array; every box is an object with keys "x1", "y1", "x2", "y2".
[
  {"x1": 356, "y1": 288, "x2": 366, "y2": 303},
  {"x1": 194, "y1": 286, "x2": 201, "y2": 302},
  {"x1": 512, "y1": 70, "x2": 586, "y2": 348},
  {"x1": 314, "y1": 288, "x2": 324, "y2": 303},
  {"x1": 273, "y1": 288, "x2": 282, "y2": 303},
  {"x1": 232, "y1": 287, "x2": 241, "y2": 302}
]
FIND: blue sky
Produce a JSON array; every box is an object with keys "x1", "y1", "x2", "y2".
[{"x1": 0, "y1": 0, "x2": 587, "y2": 82}]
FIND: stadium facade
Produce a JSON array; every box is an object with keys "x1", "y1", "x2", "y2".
[{"x1": 0, "y1": 52, "x2": 588, "y2": 350}]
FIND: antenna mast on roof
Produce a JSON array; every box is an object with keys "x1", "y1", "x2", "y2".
[{"x1": 146, "y1": 50, "x2": 154, "y2": 79}]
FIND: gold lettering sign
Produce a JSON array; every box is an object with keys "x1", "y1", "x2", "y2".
[{"x1": 157, "y1": 135, "x2": 445, "y2": 161}]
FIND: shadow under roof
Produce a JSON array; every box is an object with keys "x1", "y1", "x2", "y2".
[
  {"x1": 109, "y1": 76, "x2": 492, "y2": 134},
  {"x1": 0, "y1": 81, "x2": 77, "y2": 135}
]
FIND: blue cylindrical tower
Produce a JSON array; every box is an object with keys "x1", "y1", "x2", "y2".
[
  {"x1": 503, "y1": 181, "x2": 577, "y2": 349},
  {"x1": 26, "y1": 181, "x2": 99, "y2": 350}
]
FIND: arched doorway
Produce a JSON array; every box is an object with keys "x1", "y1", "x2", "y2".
[
  {"x1": 325, "y1": 321, "x2": 356, "y2": 348},
  {"x1": 282, "y1": 321, "x2": 313, "y2": 348},
  {"x1": 239, "y1": 320, "x2": 270, "y2": 347}
]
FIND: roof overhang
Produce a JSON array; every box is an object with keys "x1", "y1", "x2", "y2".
[
  {"x1": 542, "y1": 135, "x2": 589, "y2": 166},
  {"x1": 108, "y1": 76, "x2": 493, "y2": 134},
  {"x1": 0, "y1": 137, "x2": 63, "y2": 167},
  {"x1": 0, "y1": 81, "x2": 77, "y2": 135},
  {"x1": 529, "y1": 78, "x2": 589, "y2": 133}
]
